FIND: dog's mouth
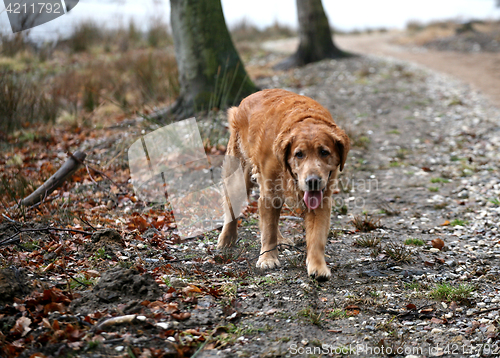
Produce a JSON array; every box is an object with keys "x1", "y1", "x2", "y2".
[{"x1": 304, "y1": 189, "x2": 324, "y2": 210}]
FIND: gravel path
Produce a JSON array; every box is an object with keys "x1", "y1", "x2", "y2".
[
  {"x1": 263, "y1": 33, "x2": 500, "y2": 108},
  {"x1": 191, "y1": 48, "x2": 500, "y2": 356}
]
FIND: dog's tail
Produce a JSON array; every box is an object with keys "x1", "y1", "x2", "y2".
[{"x1": 227, "y1": 106, "x2": 241, "y2": 131}]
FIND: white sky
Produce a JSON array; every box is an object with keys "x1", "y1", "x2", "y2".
[
  {"x1": 223, "y1": 0, "x2": 500, "y2": 31},
  {"x1": 1, "y1": 0, "x2": 500, "y2": 40}
]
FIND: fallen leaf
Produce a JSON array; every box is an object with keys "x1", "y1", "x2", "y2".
[
  {"x1": 431, "y1": 317, "x2": 445, "y2": 324},
  {"x1": 29, "y1": 353, "x2": 47, "y2": 358},
  {"x1": 346, "y1": 309, "x2": 360, "y2": 316},
  {"x1": 406, "y1": 303, "x2": 417, "y2": 310},
  {"x1": 171, "y1": 312, "x2": 191, "y2": 321},
  {"x1": 11, "y1": 317, "x2": 32, "y2": 337},
  {"x1": 43, "y1": 263, "x2": 55, "y2": 272},
  {"x1": 183, "y1": 285, "x2": 202, "y2": 294},
  {"x1": 432, "y1": 238, "x2": 445, "y2": 250},
  {"x1": 85, "y1": 270, "x2": 100, "y2": 278},
  {"x1": 441, "y1": 220, "x2": 450, "y2": 226},
  {"x1": 148, "y1": 301, "x2": 165, "y2": 309},
  {"x1": 41, "y1": 318, "x2": 51, "y2": 329}
]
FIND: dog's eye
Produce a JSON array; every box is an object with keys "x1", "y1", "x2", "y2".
[
  {"x1": 295, "y1": 151, "x2": 304, "y2": 159},
  {"x1": 320, "y1": 149, "x2": 330, "y2": 157}
]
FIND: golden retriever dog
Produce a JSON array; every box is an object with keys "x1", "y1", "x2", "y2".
[{"x1": 217, "y1": 89, "x2": 349, "y2": 280}]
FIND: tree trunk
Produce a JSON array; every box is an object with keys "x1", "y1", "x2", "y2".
[
  {"x1": 275, "y1": 0, "x2": 348, "y2": 70},
  {"x1": 169, "y1": 0, "x2": 258, "y2": 119}
]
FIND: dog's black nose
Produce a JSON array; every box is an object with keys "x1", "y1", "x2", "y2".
[{"x1": 305, "y1": 175, "x2": 321, "y2": 191}]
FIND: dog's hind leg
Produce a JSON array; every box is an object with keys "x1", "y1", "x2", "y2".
[{"x1": 217, "y1": 130, "x2": 242, "y2": 249}]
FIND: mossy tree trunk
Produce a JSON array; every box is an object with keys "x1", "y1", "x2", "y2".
[
  {"x1": 169, "y1": 0, "x2": 258, "y2": 119},
  {"x1": 275, "y1": 0, "x2": 347, "y2": 70}
]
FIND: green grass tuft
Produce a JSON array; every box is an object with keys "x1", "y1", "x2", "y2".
[
  {"x1": 430, "y1": 283, "x2": 474, "y2": 303},
  {"x1": 404, "y1": 238, "x2": 424, "y2": 246},
  {"x1": 430, "y1": 177, "x2": 450, "y2": 184},
  {"x1": 450, "y1": 219, "x2": 468, "y2": 226}
]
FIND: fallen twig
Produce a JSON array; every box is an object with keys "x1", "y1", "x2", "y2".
[
  {"x1": 473, "y1": 306, "x2": 500, "y2": 315},
  {"x1": 96, "y1": 315, "x2": 137, "y2": 330},
  {"x1": 18, "y1": 151, "x2": 87, "y2": 208},
  {"x1": 2, "y1": 214, "x2": 18, "y2": 223}
]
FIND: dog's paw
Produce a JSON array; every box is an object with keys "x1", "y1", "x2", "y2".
[
  {"x1": 216, "y1": 241, "x2": 233, "y2": 249},
  {"x1": 216, "y1": 233, "x2": 236, "y2": 249},
  {"x1": 256, "y1": 254, "x2": 280, "y2": 269},
  {"x1": 307, "y1": 262, "x2": 331, "y2": 281},
  {"x1": 217, "y1": 225, "x2": 237, "y2": 249}
]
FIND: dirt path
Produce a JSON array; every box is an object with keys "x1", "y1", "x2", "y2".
[{"x1": 264, "y1": 33, "x2": 500, "y2": 108}]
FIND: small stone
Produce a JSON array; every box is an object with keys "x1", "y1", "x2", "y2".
[
  {"x1": 431, "y1": 328, "x2": 443, "y2": 334},
  {"x1": 477, "y1": 302, "x2": 486, "y2": 308},
  {"x1": 301, "y1": 339, "x2": 308, "y2": 345},
  {"x1": 361, "y1": 270, "x2": 388, "y2": 277},
  {"x1": 429, "y1": 248, "x2": 440, "y2": 253},
  {"x1": 157, "y1": 322, "x2": 172, "y2": 329},
  {"x1": 445, "y1": 260, "x2": 457, "y2": 267},
  {"x1": 170, "y1": 277, "x2": 187, "y2": 288}
]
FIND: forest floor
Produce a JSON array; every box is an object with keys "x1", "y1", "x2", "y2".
[{"x1": 1, "y1": 23, "x2": 500, "y2": 358}]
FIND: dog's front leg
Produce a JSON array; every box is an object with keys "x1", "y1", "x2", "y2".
[
  {"x1": 304, "y1": 197, "x2": 332, "y2": 280},
  {"x1": 256, "y1": 195, "x2": 282, "y2": 269}
]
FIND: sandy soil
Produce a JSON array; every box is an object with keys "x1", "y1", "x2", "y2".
[{"x1": 263, "y1": 32, "x2": 500, "y2": 108}]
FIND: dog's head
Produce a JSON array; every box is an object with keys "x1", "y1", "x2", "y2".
[{"x1": 274, "y1": 119, "x2": 350, "y2": 210}]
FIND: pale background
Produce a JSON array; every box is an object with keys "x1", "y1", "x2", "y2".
[{"x1": 1, "y1": 0, "x2": 500, "y2": 41}]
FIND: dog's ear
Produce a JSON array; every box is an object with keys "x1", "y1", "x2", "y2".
[
  {"x1": 273, "y1": 130, "x2": 294, "y2": 174},
  {"x1": 329, "y1": 126, "x2": 350, "y2": 172}
]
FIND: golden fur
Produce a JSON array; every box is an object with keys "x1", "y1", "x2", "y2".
[{"x1": 217, "y1": 89, "x2": 349, "y2": 280}]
